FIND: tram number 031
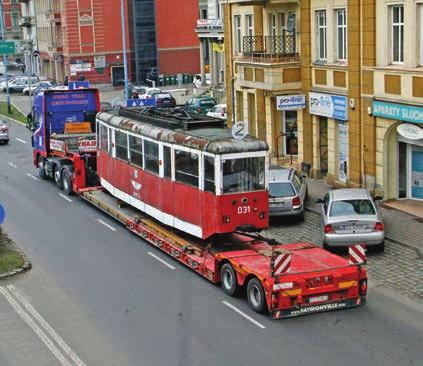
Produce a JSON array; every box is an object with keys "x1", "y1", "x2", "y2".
[{"x1": 237, "y1": 206, "x2": 251, "y2": 214}]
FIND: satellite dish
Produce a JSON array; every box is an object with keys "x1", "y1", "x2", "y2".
[
  {"x1": 231, "y1": 122, "x2": 248, "y2": 140},
  {"x1": 111, "y1": 97, "x2": 125, "y2": 109}
]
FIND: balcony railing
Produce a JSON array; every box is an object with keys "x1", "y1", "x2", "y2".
[{"x1": 241, "y1": 31, "x2": 299, "y2": 63}]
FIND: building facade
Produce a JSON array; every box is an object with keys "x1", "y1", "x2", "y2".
[
  {"x1": 19, "y1": 0, "x2": 39, "y2": 75},
  {"x1": 1, "y1": 0, "x2": 21, "y2": 41},
  {"x1": 30, "y1": 0, "x2": 130, "y2": 84}
]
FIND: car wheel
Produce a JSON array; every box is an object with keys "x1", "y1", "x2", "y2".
[
  {"x1": 297, "y1": 210, "x2": 305, "y2": 222},
  {"x1": 220, "y1": 263, "x2": 238, "y2": 296},
  {"x1": 376, "y1": 241, "x2": 385, "y2": 253},
  {"x1": 246, "y1": 278, "x2": 267, "y2": 314}
]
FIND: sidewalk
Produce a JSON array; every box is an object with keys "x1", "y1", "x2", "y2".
[{"x1": 306, "y1": 179, "x2": 423, "y2": 252}]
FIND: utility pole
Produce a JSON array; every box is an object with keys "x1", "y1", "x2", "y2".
[
  {"x1": 120, "y1": 0, "x2": 129, "y2": 101},
  {"x1": 0, "y1": 1, "x2": 11, "y2": 113}
]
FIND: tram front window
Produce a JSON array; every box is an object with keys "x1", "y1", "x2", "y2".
[{"x1": 222, "y1": 156, "x2": 265, "y2": 194}]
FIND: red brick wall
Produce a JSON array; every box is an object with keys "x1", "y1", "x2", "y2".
[{"x1": 156, "y1": 0, "x2": 200, "y2": 75}]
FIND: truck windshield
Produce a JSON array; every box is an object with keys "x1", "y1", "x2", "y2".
[{"x1": 222, "y1": 156, "x2": 265, "y2": 193}]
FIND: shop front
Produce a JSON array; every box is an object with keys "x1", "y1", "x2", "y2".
[
  {"x1": 309, "y1": 92, "x2": 349, "y2": 182},
  {"x1": 373, "y1": 100, "x2": 423, "y2": 200}
]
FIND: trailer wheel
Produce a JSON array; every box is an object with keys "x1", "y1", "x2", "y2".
[
  {"x1": 62, "y1": 166, "x2": 73, "y2": 196},
  {"x1": 220, "y1": 263, "x2": 238, "y2": 296},
  {"x1": 53, "y1": 165, "x2": 62, "y2": 189},
  {"x1": 37, "y1": 156, "x2": 47, "y2": 180},
  {"x1": 246, "y1": 278, "x2": 267, "y2": 314}
]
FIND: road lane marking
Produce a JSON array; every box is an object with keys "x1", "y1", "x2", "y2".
[
  {"x1": 0, "y1": 287, "x2": 73, "y2": 366},
  {"x1": 147, "y1": 252, "x2": 176, "y2": 270},
  {"x1": 7, "y1": 285, "x2": 86, "y2": 366},
  {"x1": 8, "y1": 162, "x2": 17, "y2": 168},
  {"x1": 58, "y1": 193, "x2": 73, "y2": 203},
  {"x1": 222, "y1": 301, "x2": 266, "y2": 329},
  {"x1": 15, "y1": 137, "x2": 27, "y2": 144},
  {"x1": 97, "y1": 218, "x2": 117, "y2": 232},
  {"x1": 26, "y1": 173, "x2": 40, "y2": 181}
]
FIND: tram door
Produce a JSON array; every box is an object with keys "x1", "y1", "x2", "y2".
[{"x1": 319, "y1": 117, "x2": 328, "y2": 175}]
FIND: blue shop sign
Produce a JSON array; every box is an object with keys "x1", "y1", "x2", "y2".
[
  {"x1": 372, "y1": 100, "x2": 423, "y2": 124},
  {"x1": 309, "y1": 92, "x2": 348, "y2": 121},
  {"x1": 0, "y1": 204, "x2": 5, "y2": 225}
]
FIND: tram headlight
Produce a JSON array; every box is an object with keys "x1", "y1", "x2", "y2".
[
  {"x1": 223, "y1": 215, "x2": 231, "y2": 223},
  {"x1": 259, "y1": 211, "x2": 266, "y2": 219}
]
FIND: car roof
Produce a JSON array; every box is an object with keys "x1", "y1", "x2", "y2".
[
  {"x1": 268, "y1": 168, "x2": 294, "y2": 182},
  {"x1": 331, "y1": 188, "x2": 370, "y2": 201}
]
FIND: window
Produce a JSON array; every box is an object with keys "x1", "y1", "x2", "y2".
[
  {"x1": 108, "y1": 128, "x2": 112, "y2": 154},
  {"x1": 279, "y1": 13, "x2": 286, "y2": 35},
  {"x1": 204, "y1": 156, "x2": 215, "y2": 193},
  {"x1": 336, "y1": 9, "x2": 347, "y2": 61},
  {"x1": 222, "y1": 157, "x2": 265, "y2": 194},
  {"x1": 175, "y1": 149, "x2": 199, "y2": 187},
  {"x1": 234, "y1": 15, "x2": 241, "y2": 53},
  {"x1": 129, "y1": 135, "x2": 143, "y2": 168},
  {"x1": 329, "y1": 200, "x2": 376, "y2": 217},
  {"x1": 163, "y1": 146, "x2": 171, "y2": 179},
  {"x1": 144, "y1": 140, "x2": 159, "y2": 174},
  {"x1": 292, "y1": 175, "x2": 302, "y2": 193},
  {"x1": 269, "y1": 183, "x2": 295, "y2": 198},
  {"x1": 392, "y1": 5, "x2": 404, "y2": 63},
  {"x1": 246, "y1": 14, "x2": 253, "y2": 37},
  {"x1": 99, "y1": 124, "x2": 108, "y2": 152},
  {"x1": 269, "y1": 13, "x2": 277, "y2": 37},
  {"x1": 115, "y1": 130, "x2": 128, "y2": 161},
  {"x1": 316, "y1": 10, "x2": 327, "y2": 60}
]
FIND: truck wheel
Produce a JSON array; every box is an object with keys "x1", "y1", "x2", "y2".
[
  {"x1": 220, "y1": 263, "x2": 238, "y2": 296},
  {"x1": 53, "y1": 165, "x2": 62, "y2": 189},
  {"x1": 62, "y1": 167, "x2": 73, "y2": 195},
  {"x1": 37, "y1": 156, "x2": 47, "y2": 180},
  {"x1": 246, "y1": 278, "x2": 267, "y2": 314}
]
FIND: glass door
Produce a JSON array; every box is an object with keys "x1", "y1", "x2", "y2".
[{"x1": 411, "y1": 145, "x2": 423, "y2": 199}]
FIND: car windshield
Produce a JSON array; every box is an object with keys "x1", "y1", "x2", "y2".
[
  {"x1": 200, "y1": 100, "x2": 215, "y2": 106},
  {"x1": 222, "y1": 156, "x2": 265, "y2": 193},
  {"x1": 269, "y1": 182, "x2": 295, "y2": 198},
  {"x1": 329, "y1": 199, "x2": 376, "y2": 217}
]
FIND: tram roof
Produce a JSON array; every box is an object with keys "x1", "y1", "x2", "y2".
[{"x1": 97, "y1": 109, "x2": 268, "y2": 154}]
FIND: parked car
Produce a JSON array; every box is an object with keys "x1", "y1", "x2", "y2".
[
  {"x1": 185, "y1": 96, "x2": 217, "y2": 115},
  {"x1": 316, "y1": 189, "x2": 385, "y2": 251},
  {"x1": 268, "y1": 167, "x2": 308, "y2": 221},
  {"x1": 207, "y1": 104, "x2": 227, "y2": 119},
  {"x1": 132, "y1": 86, "x2": 161, "y2": 99},
  {"x1": 23, "y1": 81, "x2": 54, "y2": 95},
  {"x1": 4, "y1": 77, "x2": 38, "y2": 93},
  {"x1": 154, "y1": 92, "x2": 176, "y2": 107},
  {"x1": 0, "y1": 119, "x2": 9, "y2": 144},
  {"x1": 0, "y1": 76, "x2": 24, "y2": 89}
]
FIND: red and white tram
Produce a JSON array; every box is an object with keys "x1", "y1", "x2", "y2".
[{"x1": 96, "y1": 108, "x2": 269, "y2": 239}]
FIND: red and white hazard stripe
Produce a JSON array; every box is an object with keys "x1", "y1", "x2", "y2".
[
  {"x1": 349, "y1": 244, "x2": 366, "y2": 265},
  {"x1": 272, "y1": 253, "x2": 291, "y2": 275}
]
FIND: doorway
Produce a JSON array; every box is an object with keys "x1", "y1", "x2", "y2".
[
  {"x1": 319, "y1": 117, "x2": 328, "y2": 174},
  {"x1": 111, "y1": 66, "x2": 125, "y2": 86}
]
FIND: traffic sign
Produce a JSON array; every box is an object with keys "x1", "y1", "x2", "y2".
[
  {"x1": 126, "y1": 98, "x2": 156, "y2": 107},
  {"x1": 0, "y1": 41, "x2": 16, "y2": 55},
  {"x1": 0, "y1": 204, "x2": 5, "y2": 225}
]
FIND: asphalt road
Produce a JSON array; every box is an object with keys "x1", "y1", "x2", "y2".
[{"x1": 0, "y1": 120, "x2": 422, "y2": 366}]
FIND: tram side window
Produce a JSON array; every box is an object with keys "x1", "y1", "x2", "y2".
[
  {"x1": 163, "y1": 146, "x2": 172, "y2": 179},
  {"x1": 175, "y1": 149, "x2": 199, "y2": 187},
  {"x1": 204, "y1": 156, "x2": 215, "y2": 193},
  {"x1": 144, "y1": 140, "x2": 159, "y2": 174},
  {"x1": 129, "y1": 135, "x2": 143, "y2": 168},
  {"x1": 99, "y1": 124, "x2": 108, "y2": 152},
  {"x1": 115, "y1": 130, "x2": 128, "y2": 161}
]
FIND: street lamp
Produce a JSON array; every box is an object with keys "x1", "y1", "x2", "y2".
[
  {"x1": 0, "y1": 1, "x2": 11, "y2": 114},
  {"x1": 120, "y1": 0, "x2": 129, "y2": 101}
]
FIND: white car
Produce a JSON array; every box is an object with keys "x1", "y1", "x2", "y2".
[
  {"x1": 132, "y1": 86, "x2": 161, "y2": 99},
  {"x1": 23, "y1": 81, "x2": 53, "y2": 95},
  {"x1": 207, "y1": 104, "x2": 227, "y2": 119}
]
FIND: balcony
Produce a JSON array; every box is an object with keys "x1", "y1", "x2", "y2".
[
  {"x1": 240, "y1": 32, "x2": 299, "y2": 63},
  {"x1": 19, "y1": 16, "x2": 33, "y2": 28}
]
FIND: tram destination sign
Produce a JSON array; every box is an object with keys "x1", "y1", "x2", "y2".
[{"x1": 0, "y1": 41, "x2": 15, "y2": 55}]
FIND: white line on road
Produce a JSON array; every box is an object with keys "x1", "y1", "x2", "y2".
[
  {"x1": 8, "y1": 161, "x2": 17, "y2": 168},
  {"x1": 7, "y1": 285, "x2": 86, "y2": 366},
  {"x1": 222, "y1": 301, "x2": 266, "y2": 329},
  {"x1": 147, "y1": 252, "x2": 176, "y2": 270},
  {"x1": 0, "y1": 287, "x2": 73, "y2": 366},
  {"x1": 97, "y1": 218, "x2": 117, "y2": 232},
  {"x1": 15, "y1": 137, "x2": 27, "y2": 144},
  {"x1": 26, "y1": 173, "x2": 40, "y2": 182},
  {"x1": 58, "y1": 193, "x2": 73, "y2": 203}
]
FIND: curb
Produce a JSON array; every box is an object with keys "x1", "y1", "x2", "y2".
[
  {"x1": 304, "y1": 206, "x2": 421, "y2": 252},
  {"x1": 0, "y1": 246, "x2": 32, "y2": 280},
  {"x1": 0, "y1": 113, "x2": 25, "y2": 126}
]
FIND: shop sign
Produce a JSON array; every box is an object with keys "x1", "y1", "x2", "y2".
[
  {"x1": 94, "y1": 55, "x2": 106, "y2": 69},
  {"x1": 276, "y1": 95, "x2": 306, "y2": 110},
  {"x1": 309, "y1": 92, "x2": 348, "y2": 121},
  {"x1": 397, "y1": 123, "x2": 423, "y2": 140},
  {"x1": 373, "y1": 100, "x2": 423, "y2": 124}
]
